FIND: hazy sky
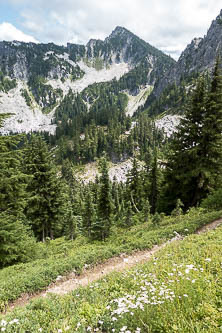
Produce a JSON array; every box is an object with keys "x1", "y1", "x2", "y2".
[{"x1": 0, "y1": 0, "x2": 221, "y2": 59}]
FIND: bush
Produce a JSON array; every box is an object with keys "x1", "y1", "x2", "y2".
[
  {"x1": 0, "y1": 213, "x2": 37, "y2": 268},
  {"x1": 201, "y1": 189, "x2": 222, "y2": 211}
]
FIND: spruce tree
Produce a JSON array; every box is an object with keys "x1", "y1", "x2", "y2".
[
  {"x1": 164, "y1": 59, "x2": 222, "y2": 210},
  {"x1": 123, "y1": 200, "x2": 133, "y2": 227},
  {"x1": 96, "y1": 157, "x2": 113, "y2": 240},
  {"x1": 0, "y1": 135, "x2": 28, "y2": 217},
  {"x1": 24, "y1": 135, "x2": 66, "y2": 241},
  {"x1": 111, "y1": 176, "x2": 121, "y2": 219},
  {"x1": 82, "y1": 189, "x2": 97, "y2": 238},
  {"x1": 0, "y1": 212, "x2": 36, "y2": 268},
  {"x1": 61, "y1": 158, "x2": 82, "y2": 231},
  {"x1": 202, "y1": 56, "x2": 222, "y2": 188},
  {"x1": 0, "y1": 135, "x2": 37, "y2": 267},
  {"x1": 149, "y1": 150, "x2": 161, "y2": 214},
  {"x1": 142, "y1": 198, "x2": 151, "y2": 222},
  {"x1": 126, "y1": 157, "x2": 143, "y2": 212},
  {"x1": 163, "y1": 75, "x2": 208, "y2": 210}
]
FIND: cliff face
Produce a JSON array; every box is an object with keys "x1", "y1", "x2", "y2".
[{"x1": 153, "y1": 9, "x2": 222, "y2": 97}]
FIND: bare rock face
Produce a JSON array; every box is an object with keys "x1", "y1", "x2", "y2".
[
  {"x1": 0, "y1": 82, "x2": 56, "y2": 135},
  {"x1": 155, "y1": 115, "x2": 182, "y2": 137},
  {"x1": 153, "y1": 9, "x2": 222, "y2": 97},
  {"x1": 76, "y1": 158, "x2": 143, "y2": 184}
]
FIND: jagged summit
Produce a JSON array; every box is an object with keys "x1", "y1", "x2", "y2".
[
  {"x1": 151, "y1": 8, "x2": 222, "y2": 98},
  {"x1": 106, "y1": 26, "x2": 148, "y2": 49},
  {"x1": 216, "y1": 8, "x2": 222, "y2": 20},
  {"x1": 86, "y1": 38, "x2": 103, "y2": 48},
  {"x1": 107, "y1": 26, "x2": 132, "y2": 38}
]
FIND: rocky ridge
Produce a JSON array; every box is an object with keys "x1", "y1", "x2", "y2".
[
  {"x1": 153, "y1": 9, "x2": 222, "y2": 98},
  {"x1": 0, "y1": 27, "x2": 175, "y2": 134}
]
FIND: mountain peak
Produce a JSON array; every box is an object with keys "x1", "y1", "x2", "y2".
[
  {"x1": 113, "y1": 26, "x2": 128, "y2": 32},
  {"x1": 86, "y1": 38, "x2": 103, "y2": 47},
  {"x1": 218, "y1": 8, "x2": 222, "y2": 17},
  {"x1": 108, "y1": 26, "x2": 132, "y2": 39}
]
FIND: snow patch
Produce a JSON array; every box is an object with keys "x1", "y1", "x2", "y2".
[{"x1": 0, "y1": 82, "x2": 56, "y2": 134}]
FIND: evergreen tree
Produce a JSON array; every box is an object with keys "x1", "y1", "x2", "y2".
[
  {"x1": 149, "y1": 150, "x2": 160, "y2": 214},
  {"x1": 142, "y1": 198, "x2": 151, "y2": 222},
  {"x1": 96, "y1": 157, "x2": 113, "y2": 240},
  {"x1": 164, "y1": 60, "x2": 222, "y2": 210},
  {"x1": 0, "y1": 135, "x2": 36, "y2": 267},
  {"x1": 24, "y1": 135, "x2": 66, "y2": 241},
  {"x1": 0, "y1": 135, "x2": 28, "y2": 217},
  {"x1": 163, "y1": 75, "x2": 208, "y2": 210},
  {"x1": 171, "y1": 199, "x2": 184, "y2": 217},
  {"x1": 0, "y1": 213, "x2": 36, "y2": 268},
  {"x1": 123, "y1": 200, "x2": 133, "y2": 227},
  {"x1": 202, "y1": 57, "x2": 222, "y2": 189},
  {"x1": 61, "y1": 159, "x2": 82, "y2": 216},
  {"x1": 126, "y1": 157, "x2": 143, "y2": 212},
  {"x1": 111, "y1": 176, "x2": 121, "y2": 218},
  {"x1": 82, "y1": 189, "x2": 97, "y2": 238}
]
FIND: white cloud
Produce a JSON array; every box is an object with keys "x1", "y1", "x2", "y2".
[
  {"x1": 0, "y1": 22, "x2": 38, "y2": 43},
  {"x1": 4, "y1": 0, "x2": 222, "y2": 59}
]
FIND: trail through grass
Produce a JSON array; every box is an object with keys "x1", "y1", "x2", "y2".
[
  {"x1": 0, "y1": 209, "x2": 221, "y2": 316},
  {"x1": 1, "y1": 217, "x2": 222, "y2": 332}
]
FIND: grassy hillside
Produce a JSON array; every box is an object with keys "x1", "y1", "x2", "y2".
[
  {"x1": 0, "y1": 211, "x2": 221, "y2": 332},
  {"x1": 0, "y1": 209, "x2": 221, "y2": 316}
]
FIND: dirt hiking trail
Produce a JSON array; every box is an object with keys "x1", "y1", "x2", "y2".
[{"x1": 6, "y1": 218, "x2": 222, "y2": 313}]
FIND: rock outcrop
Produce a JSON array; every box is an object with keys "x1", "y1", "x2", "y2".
[{"x1": 153, "y1": 9, "x2": 222, "y2": 97}]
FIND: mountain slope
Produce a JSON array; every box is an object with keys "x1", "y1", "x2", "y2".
[
  {"x1": 144, "y1": 9, "x2": 222, "y2": 115},
  {"x1": 0, "y1": 27, "x2": 175, "y2": 134}
]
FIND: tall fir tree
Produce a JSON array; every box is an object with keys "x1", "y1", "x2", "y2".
[
  {"x1": 149, "y1": 149, "x2": 161, "y2": 214},
  {"x1": 164, "y1": 59, "x2": 222, "y2": 211},
  {"x1": 142, "y1": 198, "x2": 151, "y2": 222},
  {"x1": 0, "y1": 135, "x2": 28, "y2": 217},
  {"x1": 126, "y1": 157, "x2": 143, "y2": 212},
  {"x1": 202, "y1": 56, "x2": 222, "y2": 189},
  {"x1": 123, "y1": 200, "x2": 133, "y2": 227},
  {"x1": 82, "y1": 188, "x2": 97, "y2": 238},
  {"x1": 24, "y1": 135, "x2": 66, "y2": 241},
  {"x1": 0, "y1": 212, "x2": 36, "y2": 268},
  {"x1": 61, "y1": 158, "x2": 82, "y2": 237},
  {"x1": 163, "y1": 75, "x2": 208, "y2": 210},
  {"x1": 0, "y1": 135, "x2": 36, "y2": 267},
  {"x1": 96, "y1": 157, "x2": 113, "y2": 240}
]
